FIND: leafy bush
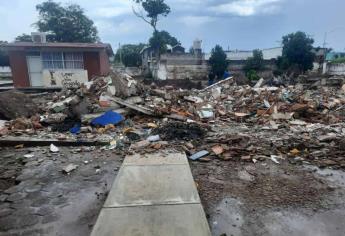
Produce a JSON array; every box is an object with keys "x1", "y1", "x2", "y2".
[
  {"x1": 244, "y1": 49, "x2": 264, "y2": 73},
  {"x1": 246, "y1": 70, "x2": 260, "y2": 81},
  {"x1": 330, "y1": 57, "x2": 345, "y2": 64}
]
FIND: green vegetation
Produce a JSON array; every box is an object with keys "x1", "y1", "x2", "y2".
[
  {"x1": 246, "y1": 70, "x2": 260, "y2": 81},
  {"x1": 244, "y1": 49, "x2": 265, "y2": 73},
  {"x1": 133, "y1": 0, "x2": 171, "y2": 32},
  {"x1": 277, "y1": 31, "x2": 315, "y2": 73},
  {"x1": 209, "y1": 45, "x2": 228, "y2": 78},
  {"x1": 115, "y1": 44, "x2": 146, "y2": 67},
  {"x1": 15, "y1": 34, "x2": 33, "y2": 42},
  {"x1": 133, "y1": 0, "x2": 177, "y2": 56},
  {"x1": 330, "y1": 57, "x2": 345, "y2": 64},
  {"x1": 35, "y1": 0, "x2": 98, "y2": 42},
  {"x1": 149, "y1": 30, "x2": 179, "y2": 53}
]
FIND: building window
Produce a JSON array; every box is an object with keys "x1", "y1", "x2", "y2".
[
  {"x1": 42, "y1": 52, "x2": 84, "y2": 70},
  {"x1": 64, "y1": 52, "x2": 84, "y2": 69}
]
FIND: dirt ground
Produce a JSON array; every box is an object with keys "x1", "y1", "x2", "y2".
[
  {"x1": 0, "y1": 142, "x2": 345, "y2": 236},
  {"x1": 0, "y1": 146, "x2": 124, "y2": 236},
  {"x1": 191, "y1": 159, "x2": 345, "y2": 236}
]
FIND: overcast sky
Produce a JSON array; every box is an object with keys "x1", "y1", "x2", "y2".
[{"x1": 1, "y1": 0, "x2": 344, "y2": 52}]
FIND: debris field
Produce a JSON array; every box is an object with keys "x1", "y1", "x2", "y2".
[{"x1": 0, "y1": 73, "x2": 345, "y2": 235}]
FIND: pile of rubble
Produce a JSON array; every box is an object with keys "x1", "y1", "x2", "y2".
[{"x1": 0, "y1": 75, "x2": 345, "y2": 169}]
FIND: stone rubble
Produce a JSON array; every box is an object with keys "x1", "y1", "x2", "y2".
[{"x1": 0, "y1": 73, "x2": 344, "y2": 169}]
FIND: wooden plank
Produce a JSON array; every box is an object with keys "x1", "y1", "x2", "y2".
[{"x1": 0, "y1": 137, "x2": 108, "y2": 147}]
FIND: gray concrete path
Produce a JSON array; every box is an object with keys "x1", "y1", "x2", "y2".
[{"x1": 91, "y1": 150, "x2": 211, "y2": 236}]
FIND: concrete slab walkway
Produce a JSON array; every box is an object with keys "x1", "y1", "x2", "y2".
[{"x1": 91, "y1": 150, "x2": 211, "y2": 236}]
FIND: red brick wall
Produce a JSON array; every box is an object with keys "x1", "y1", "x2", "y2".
[
  {"x1": 84, "y1": 52, "x2": 100, "y2": 79},
  {"x1": 8, "y1": 51, "x2": 30, "y2": 87},
  {"x1": 9, "y1": 50, "x2": 110, "y2": 87},
  {"x1": 84, "y1": 50, "x2": 111, "y2": 79},
  {"x1": 99, "y1": 49, "x2": 111, "y2": 75}
]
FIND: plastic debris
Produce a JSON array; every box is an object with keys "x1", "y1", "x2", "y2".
[
  {"x1": 91, "y1": 111, "x2": 124, "y2": 126},
  {"x1": 189, "y1": 150, "x2": 209, "y2": 161}
]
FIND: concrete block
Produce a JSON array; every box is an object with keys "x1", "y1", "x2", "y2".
[
  {"x1": 123, "y1": 151, "x2": 188, "y2": 166},
  {"x1": 91, "y1": 204, "x2": 211, "y2": 236},
  {"x1": 104, "y1": 164, "x2": 200, "y2": 207}
]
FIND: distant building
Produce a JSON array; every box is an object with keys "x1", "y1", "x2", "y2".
[
  {"x1": 323, "y1": 51, "x2": 345, "y2": 75},
  {"x1": 325, "y1": 52, "x2": 345, "y2": 61},
  {"x1": 141, "y1": 39, "x2": 208, "y2": 80},
  {"x1": 1, "y1": 33, "x2": 113, "y2": 88},
  {"x1": 205, "y1": 47, "x2": 283, "y2": 61}
]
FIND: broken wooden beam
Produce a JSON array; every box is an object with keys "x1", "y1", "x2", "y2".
[
  {"x1": 0, "y1": 137, "x2": 109, "y2": 147},
  {"x1": 110, "y1": 97, "x2": 155, "y2": 116}
]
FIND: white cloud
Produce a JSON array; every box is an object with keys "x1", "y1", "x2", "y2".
[
  {"x1": 178, "y1": 16, "x2": 215, "y2": 27},
  {"x1": 211, "y1": 0, "x2": 283, "y2": 16}
]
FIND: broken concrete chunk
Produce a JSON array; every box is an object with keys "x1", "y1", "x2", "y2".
[
  {"x1": 271, "y1": 113, "x2": 294, "y2": 120},
  {"x1": 147, "y1": 135, "x2": 160, "y2": 142},
  {"x1": 290, "y1": 120, "x2": 307, "y2": 126},
  {"x1": 197, "y1": 104, "x2": 214, "y2": 119},
  {"x1": 264, "y1": 100, "x2": 271, "y2": 108},
  {"x1": 130, "y1": 140, "x2": 151, "y2": 150},
  {"x1": 211, "y1": 87, "x2": 222, "y2": 99},
  {"x1": 41, "y1": 113, "x2": 67, "y2": 124},
  {"x1": 24, "y1": 154, "x2": 34, "y2": 158},
  {"x1": 317, "y1": 133, "x2": 338, "y2": 142},
  {"x1": 62, "y1": 164, "x2": 78, "y2": 174},
  {"x1": 124, "y1": 96, "x2": 144, "y2": 105},
  {"x1": 253, "y1": 78, "x2": 264, "y2": 88},
  {"x1": 184, "y1": 96, "x2": 204, "y2": 103},
  {"x1": 50, "y1": 144, "x2": 59, "y2": 153},
  {"x1": 111, "y1": 72, "x2": 138, "y2": 98},
  {"x1": 51, "y1": 102, "x2": 66, "y2": 113}
]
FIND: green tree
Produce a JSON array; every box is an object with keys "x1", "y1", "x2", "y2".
[
  {"x1": 15, "y1": 34, "x2": 33, "y2": 42},
  {"x1": 149, "y1": 30, "x2": 179, "y2": 53},
  {"x1": 209, "y1": 45, "x2": 228, "y2": 78},
  {"x1": 115, "y1": 44, "x2": 146, "y2": 67},
  {"x1": 244, "y1": 49, "x2": 264, "y2": 73},
  {"x1": 36, "y1": 0, "x2": 98, "y2": 43},
  {"x1": 279, "y1": 31, "x2": 315, "y2": 73},
  {"x1": 133, "y1": 0, "x2": 170, "y2": 32}
]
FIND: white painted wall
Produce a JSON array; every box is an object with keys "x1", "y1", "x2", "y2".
[
  {"x1": 42, "y1": 70, "x2": 88, "y2": 88},
  {"x1": 325, "y1": 63, "x2": 345, "y2": 75},
  {"x1": 156, "y1": 63, "x2": 167, "y2": 80},
  {"x1": 205, "y1": 47, "x2": 282, "y2": 61},
  {"x1": 0, "y1": 66, "x2": 11, "y2": 74},
  {"x1": 262, "y1": 47, "x2": 282, "y2": 60},
  {"x1": 226, "y1": 51, "x2": 253, "y2": 60}
]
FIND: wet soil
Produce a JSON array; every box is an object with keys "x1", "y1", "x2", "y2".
[
  {"x1": 0, "y1": 146, "x2": 124, "y2": 236},
  {"x1": 191, "y1": 159, "x2": 345, "y2": 236}
]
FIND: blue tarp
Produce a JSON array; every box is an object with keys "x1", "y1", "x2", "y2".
[
  {"x1": 91, "y1": 111, "x2": 124, "y2": 126},
  {"x1": 70, "y1": 123, "x2": 81, "y2": 134}
]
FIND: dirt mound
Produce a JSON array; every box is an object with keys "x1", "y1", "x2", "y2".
[
  {"x1": 153, "y1": 121, "x2": 205, "y2": 141},
  {"x1": 0, "y1": 90, "x2": 38, "y2": 120}
]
